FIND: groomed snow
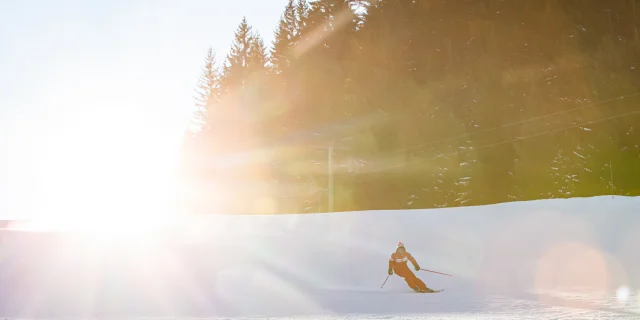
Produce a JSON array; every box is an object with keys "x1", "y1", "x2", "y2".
[{"x1": 0, "y1": 196, "x2": 639, "y2": 319}]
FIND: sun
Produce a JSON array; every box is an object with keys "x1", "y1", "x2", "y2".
[{"x1": 7, "y1": 99, "x2": 188, "y2": 244}]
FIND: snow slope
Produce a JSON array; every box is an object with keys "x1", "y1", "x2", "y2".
[{"x1": 0, "y1": 196, "x2": 639, "y2": 318}]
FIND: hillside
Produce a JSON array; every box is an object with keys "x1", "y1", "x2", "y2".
[{"x1": 0, "y1": 196, "x2": 639, "y2": 318}]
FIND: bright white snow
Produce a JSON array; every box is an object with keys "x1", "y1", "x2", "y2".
[{"x1": 0, "y1": 196, "x2": 639, "y2": 319}]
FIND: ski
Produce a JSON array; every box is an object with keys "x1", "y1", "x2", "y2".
[{"x1": 417, "y1": 288, "x2": 444, "y2": 293}]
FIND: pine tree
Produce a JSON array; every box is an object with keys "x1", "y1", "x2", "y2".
[
  {"x1": 221, "y1": 17, "x2": 253, "y2": 91},
  {"x1": 452, "y1": 140, "x2": 477, "y2": 206},
  {"x1": 247, "y1": 31, "x2": 268, "y2": 74},
  {"x1": 271, "y1": 0, "x2": 297, "y2": 74},
  {"x1": 192, "y1": 47, "x2": 219, "y2": 131},
  {"x1": 547, "y1": 136, "x2": 594, "y2": 199},
  {"x1": 548, "y1": 146, "x2": 574, "y2": 198},
  {"x1": 294, "y1": 0, "x2": 310, "y2": 38},
  {"x1": 245, "y1": 31, "x2": 270, "y2": 120}
]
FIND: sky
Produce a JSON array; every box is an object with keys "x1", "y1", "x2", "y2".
[{"x1": 0, "y1": 0, "x2": 288, "y2": 220}]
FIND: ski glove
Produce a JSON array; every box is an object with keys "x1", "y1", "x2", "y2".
[
  {"x1": 388, "y1": 269, "x2": 393, "y2": 275},
  {"x1": 414, "y1": 265, "x2": 420, "y2": 271}
]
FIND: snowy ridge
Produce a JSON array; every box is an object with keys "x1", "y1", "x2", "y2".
[{"x1": 0, "y1": 196, "x2": 639, "y2": 318}]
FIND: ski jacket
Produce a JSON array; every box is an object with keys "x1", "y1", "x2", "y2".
[{"x1": 388, "y1": 251, "x2": 420, "y2": 271}]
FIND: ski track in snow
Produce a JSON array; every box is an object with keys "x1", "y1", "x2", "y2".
[{"x1": 0, "y1": 196, "x2": 639, "y2": 319}]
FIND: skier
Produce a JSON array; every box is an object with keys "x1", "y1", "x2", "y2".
[{"x1": 388, "y1": 241, "x2": 433, "y2": 293}]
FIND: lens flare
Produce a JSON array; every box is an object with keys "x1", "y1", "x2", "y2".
[{"x1": 616, "y1": 286, "x2": 630, "y2": 303}]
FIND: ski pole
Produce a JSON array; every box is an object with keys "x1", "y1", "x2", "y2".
[
  {"x1": 381, "y1": 274, "x2": 390, "y2": 288},
  {"x1": 420, "y1": 268, "x2": 452, "y2": 277}
]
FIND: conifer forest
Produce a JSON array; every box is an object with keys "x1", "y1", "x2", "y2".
[{"x1": 179, "y1": 0, "x2": 640, "y2": 214}]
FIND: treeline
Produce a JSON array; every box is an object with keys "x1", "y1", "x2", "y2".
[{"x1": 179, "y1": 0, "x2": 640, "y2": 214}]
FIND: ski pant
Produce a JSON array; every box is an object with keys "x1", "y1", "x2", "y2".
[{"x1": 394, "y1": 266, "x2": 427, "y2": 291}]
